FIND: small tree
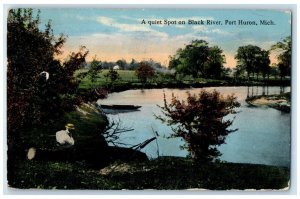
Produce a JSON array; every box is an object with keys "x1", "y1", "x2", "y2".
[
  {"x1": 116, "y1": 59, "x2": 127, "y2": 70},
  {"x1": 88, "y1": 56, "x2": 102, "y2": 83},
  {"x1": 156, "y1": 90, "x2": 240, "y2": 162},
  {"x1": 135, "y1": 62, "x2": 155, "y2": 85},
  {"x1": 128, "y1": 59, "x2": 139, "y2": 70},
  {"x1": 105, "y1": 68, "x2": 120, "y2": 84}
]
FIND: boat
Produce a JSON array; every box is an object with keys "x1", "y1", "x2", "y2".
[{"x1": 100, "y1": 104, "x2": 142, "y2": 110}]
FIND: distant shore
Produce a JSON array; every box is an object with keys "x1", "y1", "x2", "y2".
[
  {"x1": 246, "y1": 92, "x2": 291, "y2": 112},
  {"x1": 79, "y1": 79, "x2": 291, "y2": 103}
]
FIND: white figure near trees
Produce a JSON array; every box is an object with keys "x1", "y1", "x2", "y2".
[
  {"x1": 39, "y1": 71, "x2": 50, "y2": 81},
  {"x1": 56, "y1": 123, "x2": 75, "y2": 147}
]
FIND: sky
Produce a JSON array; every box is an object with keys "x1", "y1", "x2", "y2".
[{"x1": 37, "y1": 8, "x2": 291, "y2": 68}]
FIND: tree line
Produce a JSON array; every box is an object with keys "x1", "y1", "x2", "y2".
[
  {"x1": 88, "y1": 58, "x2": 164, "y2": 71},
  {"x1": 168, "y1": 38, "x2": 291, "y2": 81}
]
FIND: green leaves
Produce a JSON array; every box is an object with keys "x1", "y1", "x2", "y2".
[
  {"x1": 271, "y1": 36, "x2": 291, "y2": 78},
  {"x1": 169, "y1": 40, "x2": 226, "y2": 78},
  {"x1": 88, "y1": 56, "x2": 102, "y2": 83},
  {"x1": 235, "y1": 45, "x2": 271, "y2": 80}
]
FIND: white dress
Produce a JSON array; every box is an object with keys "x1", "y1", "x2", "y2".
[{"x1": 56, "y1": 129, "x2": 75, "y2": 147}]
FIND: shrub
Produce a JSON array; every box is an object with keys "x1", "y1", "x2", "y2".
[{"x1": 157, "y1": 90, "x2": 240, "y2": 162}]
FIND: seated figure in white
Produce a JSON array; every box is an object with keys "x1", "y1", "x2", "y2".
[{"x1": 56, "y1": 123, "x2": 75, "y2": 148}]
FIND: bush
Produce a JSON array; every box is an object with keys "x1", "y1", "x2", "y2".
[{"x1": 157, "y1": 90, "x2": 240, "y2": 162}]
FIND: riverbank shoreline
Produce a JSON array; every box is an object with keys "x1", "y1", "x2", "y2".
[
  {"x1": 79, "y1": 79, "x2": 291, "y2": 102},
  {"x1": 246, "y1": 92, "x2": 291, "y2": 112}
]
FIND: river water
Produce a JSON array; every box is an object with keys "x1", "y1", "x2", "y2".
[{"x1": 98, "y1": 86, "x2": 291, "y2": 167}]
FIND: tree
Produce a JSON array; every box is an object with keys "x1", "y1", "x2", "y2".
[
  {"x1": 7, "y1": 8, "x2": 88, "y2": 146},
  {"x1": 88, "y1": 56, "x2": 102, "y2": 83},
  {"x1": 235, "y1": 45, "x2": 262, "y2": 80},
  {"x1": 128, "y1": 59, "x2": 139, "y2": 70},
  {"x1": 170, "y1": 40, "x2": 209, "y2": 78},
  {"x1": 270, "y1": 64, "x2": 279, "y2": 80},
  {"x1": 105, "y1": 68, "x2": 120, "y2": 84},
  {"x1": 169, "y1": 40, "x2": 226, "y2": 78},
  {"x1": 116, "y1": 59, "x2": 127, "y2": 70},
  {"x1": 271, "y1": 36, "x2": 291, "y2": 79},
  {"x1": 259, "y1": 50, "x2": 271, "y2": 80},
  {"x1": 205, "y1": 46, "x2": 226, "y2": 78},
  {"x1": 233, "y1": 65, "x2": 246, "y2": 80},
  {"x1": 156, "y1": 90, "x2": 240, "y2": 162},
  {"x1": 135, "y1": 62, "x2": 155, "y2": 85},
  {"x1": 278, "y1": 63, "x2": 289, "y2": 80}
]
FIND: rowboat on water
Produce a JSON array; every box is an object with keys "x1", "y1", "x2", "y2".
[{"x1": 100, "y1": 104, "x2": 142, "y2": 110}]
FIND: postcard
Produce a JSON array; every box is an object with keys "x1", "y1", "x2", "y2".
[{"x1": 6, "y1": 6, "x2": 292, "y2": 191}]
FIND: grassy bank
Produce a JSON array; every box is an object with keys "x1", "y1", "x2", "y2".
[{"x1": 9, "y1": 157, "x2": 289, "y2": 190}]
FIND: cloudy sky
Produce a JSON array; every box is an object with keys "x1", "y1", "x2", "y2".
[{"x1": 38, "y1": 8, "x2": 291, "y2": 67}]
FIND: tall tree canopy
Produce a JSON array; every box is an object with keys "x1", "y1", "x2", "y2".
[
  {"x1": 168, "y1": 40, "x2": 226, "y2": 78},
  {"x1": 259, "y1": 50, "x2": 271, "y2": 80},
  {"x1": 235, "y1": 45, "x2": 270, "y2": 80},
  {"x1": 205, "y1": 46, "x2": 226, "y2": 78},
  {"x1": 7, "y1": 9, "x2": 88, "y2": 142},
  {"x1": 271, "y1": 36, "x2": 291, "y2": 78}
]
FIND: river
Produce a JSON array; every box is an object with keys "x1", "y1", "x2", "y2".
[{"x1": 97, "y1": 86, "x2": 291, "y2": 167}]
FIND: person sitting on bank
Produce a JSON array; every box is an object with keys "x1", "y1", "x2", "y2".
[{"x1": 56, "y1": 123, "x2": 75, "y2": 148}]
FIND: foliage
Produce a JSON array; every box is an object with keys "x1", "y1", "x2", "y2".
[
  {"x1": 128, "y1": 59, "x2": 139, "y2": 70},
  {"x1": 105, "y1": 68, "x2": 120, "y2": 84},
  {"x1": 259, "y1": 50, "x2": 271, "y2": 80},
  {"x1": 235, "y1": 45, "x2": 270, "y2": 80},
  {"x1": 168, "y1": 40, "x2": 226, "y2": 78},
  {"x1": 116, "y1": 59, "x2": 127, "y2": 70},
  {"x1": 205, "y1": 46, "x2": 226, "y2": 78},
  {"x1": 271, "y1": 36, "x2": 291, "y2": 78},
  {"x1": 7, "y1": 8, "x2": 88, "y2": 144},
  {"x1": 135, "y1": 62, "x2": 156, "y2": 84},
  {"x1": 88, "y1": 56, "x2": 102, "y2": 83},
  {"x1": 157, "y1": 90, "x2": 240, "y2": 162}
]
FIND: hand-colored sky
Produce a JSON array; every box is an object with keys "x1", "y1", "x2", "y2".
[{"x1": 38, "y1": 8, "x2": 291, "y2": 67}]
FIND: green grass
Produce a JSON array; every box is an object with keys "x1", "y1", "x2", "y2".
[
  {"x1": 9, "y1": 157, "x2": 289, "y2": 190},
  {"x1": 75, "y1": 69, "x2": 290, "y2": 92},
  {"x1": 76, "y1": 69, "x2": 229, "y2": 90},
  {"x1": 77, "y1": 69, "x2": 139, "y2": 89}
]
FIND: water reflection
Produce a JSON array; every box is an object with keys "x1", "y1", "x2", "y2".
[
  {"x1": 246, "y1": 85, "x2": 289, "y2": 97},
  {"x1": 98, "y1": 86, "x2": 291, "y2": 167}
]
